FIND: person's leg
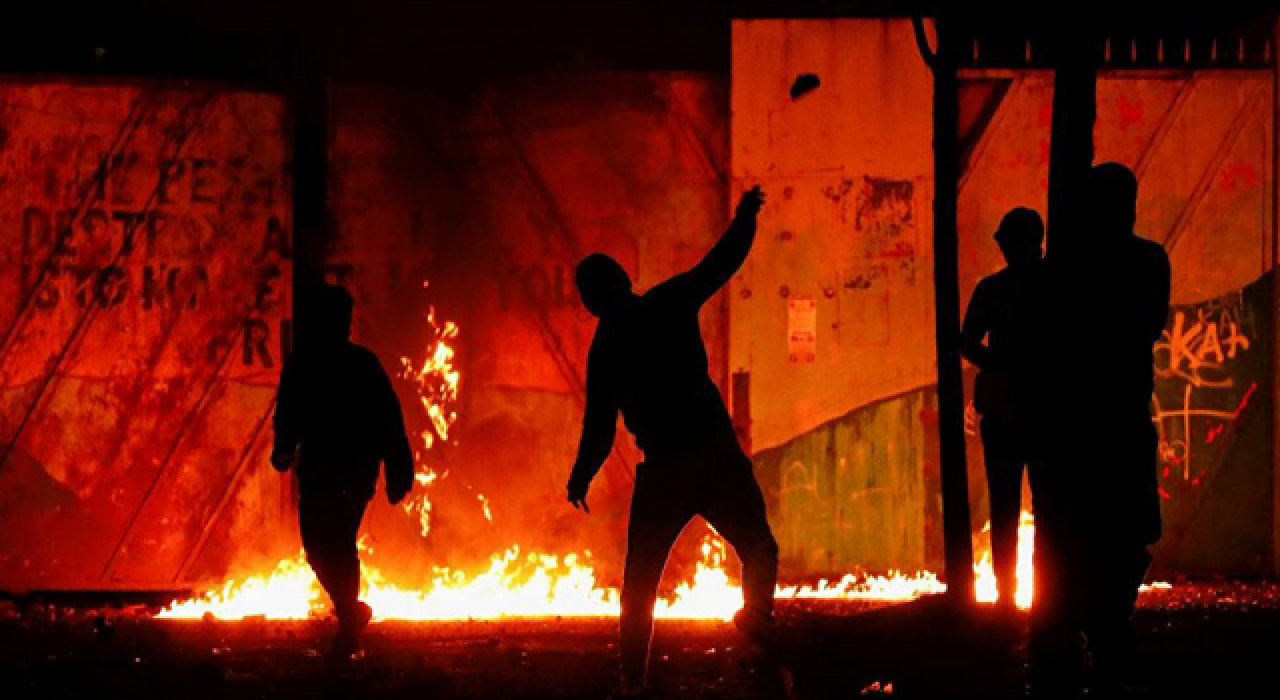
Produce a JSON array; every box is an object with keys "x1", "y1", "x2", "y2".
[
  {"x1": 619, "y1": 466, "x2": 693, "y2": 691},
  {"x1": 299, "y1": 490, "x2": 368, "y2": 626},
  {"x1": 1084, "y1": 542, "x2": 1150, "y2": 697},
  {"x1": 700, "y1": 440, "x2": 779, "y2": 642},
  {"x1": 981, "y1": 416, "x2": 1024, "y2": 607},
  {"x1": 1081, "y1": 419, "x2": 1158, "y2": 695},
  {"x1": 1027, "y1": 461, "x2": 1085, "y2": 698}
]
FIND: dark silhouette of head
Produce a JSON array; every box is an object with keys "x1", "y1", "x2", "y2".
[
  {"x1": 576, "y1": 253, "x2": 633, "y2": 318},
  {"x1": 1089, "y1": 162, "x2": 1139, "y2": 237},
  {"x1": 993, "y1": 207, "x2": 1044, "y2": 267},
  {"x1": 309, "y1": 283, "x2": 355, "y2": 345}
]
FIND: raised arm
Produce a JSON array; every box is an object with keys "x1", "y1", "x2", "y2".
[
  {"x1": 271, "y1": 356, "x2": 300, "y2": 472},
  {"x1": 566, "y1": 334, "x2": 618, "y2": 512},
  {"x1": 660, "y1": 186, "x2": 764, "y2": 308}
]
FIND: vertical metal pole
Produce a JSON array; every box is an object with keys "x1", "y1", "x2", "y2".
[
  {"x1": 1271, "y1": 18, "x2": 1280, "y2": 578},
  {"x1": 292, "y1": 71, "x2": 330, "y2": 334},
  {"x1": 287, "y1": 69, "x2": 329, "y2": 514},
  {"x1": 929, "y1": 16, "x2": 975, "y2": 602},
  {"x1": 1046, "y1": 36, "x2": 1096, "y2": 261}
]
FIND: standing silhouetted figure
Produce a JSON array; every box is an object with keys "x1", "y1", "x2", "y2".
[
  {"x1": 272, "y1": 284, "x2": 414, "y2": 656},
  {"x1": 1027, "y1": 163, "x2": 1170, "y2": 697},
  {"x1": 567, "y1": 187, "x2": 778, "y2": 698},
  {"x1": 960, "y1": 207, "x2": 1044, "y2": 612}
]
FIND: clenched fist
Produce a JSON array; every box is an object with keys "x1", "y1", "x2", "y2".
[{"x1": 735, "y1": 185, "x2": 765, "y2": 220}]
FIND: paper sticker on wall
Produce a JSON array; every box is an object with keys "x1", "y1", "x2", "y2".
[{"x1": 788, "y1": 297, "x2": 816, "y2": 363}]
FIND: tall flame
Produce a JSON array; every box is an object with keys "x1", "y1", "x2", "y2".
[
  {"x1": 395, "y1": 306, "x2": 460, "y2": 538},
  {"x1": 973, "y1": 510, "x2": 1036, "y2": 609}
]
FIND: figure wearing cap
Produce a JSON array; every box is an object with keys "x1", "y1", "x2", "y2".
[{"x1": 959, "y1": 206, "x2": 1045, "y2": 612}]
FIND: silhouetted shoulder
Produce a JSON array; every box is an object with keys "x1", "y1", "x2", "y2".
[
  {"x1": 348, "y1": 343, "x2": 390, "y2": 374},
  {"x1": 347, "y1": 343, "x2": 380, "y2": 362},
  {"x1": 984, "y1": 268, "x2": 1013, "y2": 290},
  {"x1": 977, "y1": 263, "x2": 1036, "y2": 297},
  {"x1": 1125, "y1": 234, "x2": 1164, "y2": 254},
  {"x1": 1131, "y1": 235, "x2": 1170, "y2": 266},
  {"x1": 643, "y1": 273, "x2": 697, "y2": 311}
]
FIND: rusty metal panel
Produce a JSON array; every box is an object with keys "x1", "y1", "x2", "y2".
[
  {"x1": 753, "y1": 387, "x2": 940, "y2": 574},
  {"x1": 957, "y1": 70, "x2": 1275, "y2": 575},
  {"x1": 731, "y1": 19, "x2": 943, "y2": 573},
  {"x1": 0, "y1": 84, "x2": 292, "y2": 588},
  {"x1": 329, "y1": 73, "x2": 728, "y2": 579},
  {"x1": 731, "y1": 20, "x2": 939, "y2": 453}
]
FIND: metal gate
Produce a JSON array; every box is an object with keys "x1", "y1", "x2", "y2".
[{"x1": 0, "y1": 83, "x2": 292, "y2": 588}]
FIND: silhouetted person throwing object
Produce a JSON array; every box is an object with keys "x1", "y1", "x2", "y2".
[
  {"x1": 271, "y1": 284, "x2": 414, "y2": 657},
  {"x1": 1026, "y1": 163, "x2": 1170, "y2": 698},
  {"x1": 960, "y1": 207, "x2": 1044, "y2": 613},
  {"x1": 568, "y1": 186, "x2": 778, "y2": 698}
]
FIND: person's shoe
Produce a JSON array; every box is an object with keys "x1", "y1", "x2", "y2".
[
  {"x1": 330, "y1": 601, "x2": 373, "y2": 658},
  {"x1": 343, "y1": 600, "x2": 374, "y2": 633}
]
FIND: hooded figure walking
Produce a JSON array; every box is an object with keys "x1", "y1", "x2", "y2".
[{"x1": 271, "y1": 283, "x2": 414, "y2": 656}]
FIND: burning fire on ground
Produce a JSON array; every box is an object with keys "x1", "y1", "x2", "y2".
[
  {"x1": 158, "y1": 515, "x2": 1170, "y2": 621},
  {"x1": 158, "y1": 295, "x2": 1160, "y2": 622},
  {"x1": 158, "y1": 535, "x2": 947, "y2": 622}
]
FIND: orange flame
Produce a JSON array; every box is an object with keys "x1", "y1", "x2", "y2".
[
  {"x1": 395, "y1": 307, "x2": 460, "y2": 538},
  {"x1": 159, "y1": 286, "x2": 1161, "y2": 623},
  {"x1": 158, "y1": 292, "x2": 948, "y2": 622},
  {"x1": 973, "y1": 510, "x2": 1036, "y2": 609},
  {"x1": 158, "y1": 535, "x2": 945, "y2": 621},
  {"x1": 158, "y1": 521, "x2": 1166, "y2": 621}
]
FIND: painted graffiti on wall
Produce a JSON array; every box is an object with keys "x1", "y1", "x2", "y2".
[
  {"x1": 1144, "y1": 270, "x2": 1274, "y2": 573},
  {"x1": 0, "y1": 90, "x2": 292, "y2": 386},
  {"x1": 753, "y1": 388, "x2": 936, "y2": 574},
  {"x1": 16, "y1": 203, "x2": 291, "y2": 373},
  {"x1": 1152, "y1": 274, "x2": 1270, "y2": 492},
  {"x1": 1157, "y1": 305, "x2": 1252, "y2": 391}
]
